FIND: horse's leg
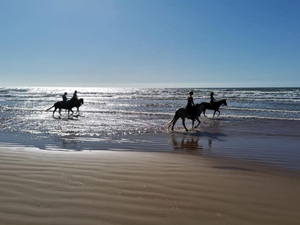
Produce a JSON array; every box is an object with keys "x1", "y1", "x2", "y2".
[
  {"x1": 199, "y1": 111, "x2": 203, "y2": 117},
  {"x1": 192, "y1": 119, "x2": 195, "y2": 130},
  {"x1": 217, "y1": 110, "x2": 220, "y2": 117},
  {"x1": 52, "y1": 107, "x2": 57, "y2": 117},
  {"x1": 59, "y1": 108, "x2": 62, "y2": 116},
  {"x1": 171, "y1": 116, "x2": 179, "y2": 131},
  {"x1": 203, "y1": 110, "x2": 207, "y2": 117},
  {"x1": 195, "y1": 118, "x2": 201, "y2": 128},
  {"x1": 68, "y1": 109, "x2": 74, "y2": 118},
  {"x1": 182, "y1": 118, "x2": 188, "y2": 132},
  {"x1": 213, "y1": 110, "x2": 216, "y2": 117}
]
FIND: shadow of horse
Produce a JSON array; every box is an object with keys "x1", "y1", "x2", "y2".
[
  {"x1": 46, "y1": 98, "x2": 84, "y2": 118},
  {"x1": 199, "y1": 99, "x2": 227, "y2": 117}
]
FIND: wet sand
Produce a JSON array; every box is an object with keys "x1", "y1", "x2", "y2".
[
  {"x1": 1, "y1": 118, "x2": 300, "y2": 224},
  {"x1": 0, "y1": 145, "x2": 300, "y2": 225}
]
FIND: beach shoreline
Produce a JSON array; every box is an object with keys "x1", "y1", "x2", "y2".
[
  {"x1": 1, "y1": 117, "x2": 300, "y2": 224},
  {"x1": 1, "y1": 117, "x2": 300, "y2": 172}
]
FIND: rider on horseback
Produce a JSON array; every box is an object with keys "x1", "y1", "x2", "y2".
[
  {"x1": 62, "y1": 92, "x2": 68, "y2": 102},
  {"x1": 210, "y1": 92, "x2": 216, "y2": 106},
  {"x1": 72, "y1": 90, "x2": 78, "y2": 101},
  {"x1": 62, "y1": 92, "x2": 68, "y2": 107},
  {"x1": 186, "y1": 91, "x2": 197, "y2": 120},
  {"x1": 70, "y1": 90, "x2": 79, "y2": 104}
]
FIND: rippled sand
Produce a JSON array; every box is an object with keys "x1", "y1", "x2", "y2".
[{"x1": 0, "y1": 146, "x2": 299, "y2": 225}]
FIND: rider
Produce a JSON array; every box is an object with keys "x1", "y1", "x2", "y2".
[
  {"x1": 62, "y1": 92, "x2": 68, "y2": 102},
  {"x1": 186, "y1": 91, "x2": 196, "y2": 120},
  {"x1": 71, "y1": 90, "x2": 78, "y2": 101},
  {"x1": 62, "y1": 92, "x2": 68, "y2": 107},
  {"x1": 210, "y1": 92, "x2": 216, "y2": 106}
]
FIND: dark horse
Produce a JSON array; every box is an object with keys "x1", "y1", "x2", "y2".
[
  {"x1": 168, "y1": 104, "x2": 202, "y2": 132},
  {"x1": 199, "y1": 99, "x2": 227, "y2": 117},
  {"x1": 46, "y1": 98, "x2": 84, "y2": 118}
]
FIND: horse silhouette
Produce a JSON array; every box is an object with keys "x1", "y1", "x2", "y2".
[
  {"x1": 46, "y1": 98, "x2": 84, "y2": 118},
  {"x1": 168, "y1": 104, "x2": 202, "y2": 132},
  {"x1": 199, "y1": 99, "x2": 227, "y2": 117}
]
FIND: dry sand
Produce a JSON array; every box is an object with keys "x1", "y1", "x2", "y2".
[{"x1": 0, "y1": 145, "x2": 300, "y2": 225}]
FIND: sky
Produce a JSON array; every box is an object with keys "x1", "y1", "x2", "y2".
[{"x1": 0, "y1": 0, "x2": 299, "y2": 88}]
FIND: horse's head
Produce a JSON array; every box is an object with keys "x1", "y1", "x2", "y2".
[
  {"x1": 221, "y1": 99, "x2": 227, "y2": 106},
  {"x1": 79, "y1": 98, "x2": 84, "y2": 105}
]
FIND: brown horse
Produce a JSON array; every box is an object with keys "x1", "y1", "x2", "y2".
[
  {"x1": 168, "y1": 104, "x2": 202, "y2": 132},
  {"x1": 46, "y1": 98, "x2": 84, "y2": 118},
  {"x1": 199, "y1": 99, "x2": 227, "y2": 117}
]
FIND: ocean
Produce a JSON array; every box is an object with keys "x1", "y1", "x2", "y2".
[
  {"x1": 1, "y1": 87, "x2": 300, "y2": 133},
  {"x1": 0, "y1": 87, "x2": 300, "y2": 154}
]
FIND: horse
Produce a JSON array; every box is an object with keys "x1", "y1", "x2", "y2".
[
  {"x1": 168, "y1": 104, "x2": 202, "y2": 132},
  {"x1": 72, "y1": 98, "x2": 84, "y2": 113},
  {"x1": 199, "y1": 99, "x2": 227, "y2": 117},
  {"x1": 46, "y1": 98, "x2": 84, "y2": 118}
]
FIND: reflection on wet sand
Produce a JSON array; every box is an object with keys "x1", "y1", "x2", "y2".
[
  {"x1": 168, "y1": 128, "x2": 228, "y2": 154},
  {"x1": 208, "y1": 139, "x2": 212, "y2": 148},
  {"x1": 170, "y1": 133, "x2": 204, "y2": 153}
]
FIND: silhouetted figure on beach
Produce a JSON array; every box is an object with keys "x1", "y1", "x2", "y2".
[
  {"x1": 72, "y1": 90, "x2": 78, "y2": 101},
  {"x1": 210, "y1": 92, "x2": 216, "y2": 106},
  {"x1": 62, "y1": 92, "x2": 68, "y2": 105},
  {"x1": 186, "y1": 91, "x2": 197, "y2": 120}
]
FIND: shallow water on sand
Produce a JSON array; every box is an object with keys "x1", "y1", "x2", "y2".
[
  {"x1": 1, "y1": 87, "x2": 300, "y2": 171},
  {"x1": 1, "y1": 118, "x2": 300, "y2": 172},
  {"x1": 1, "y1": 87, "x2": 300, "y2": 141}
]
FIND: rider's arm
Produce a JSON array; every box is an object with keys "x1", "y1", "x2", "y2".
[{"x1": 191, "y1": 97, "x2": 195, "y2": 106}]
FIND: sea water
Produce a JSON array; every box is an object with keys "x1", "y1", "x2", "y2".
[{"x1": 0, "y1": 87, "x2": 300, "y2": 151}]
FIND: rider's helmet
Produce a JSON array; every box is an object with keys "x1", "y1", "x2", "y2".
[
  {"x1": 210, "y1": 92, "x2": 214, "y2": 96},
  {"x1": 189, "y1": 91, "x2": 193, "y2": 95},
  {"x1": 64, "y1": 92, "x2": 67, "y2": 95}
]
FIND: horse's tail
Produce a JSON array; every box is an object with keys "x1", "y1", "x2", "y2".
[
  {"x1": 46, "y1": 105, "x2": 55, "y2": 111},
  {"x1": 167, "y1": 118, "x2": 175, "y2": 130},
  {"x1": 167, "y1": 111, "x2": 179, "y2": 130}
]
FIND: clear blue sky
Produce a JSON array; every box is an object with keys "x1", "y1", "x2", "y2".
[{"x1": 1, "y1": 0, "x2": 299, "y2": 87}]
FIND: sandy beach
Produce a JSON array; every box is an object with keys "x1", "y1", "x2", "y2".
[
  {"x1": 1, "y1": 95, "x2": 300, "y2": 225},
  {"x1": 1, "y1": 0, "x2": 300, "y2": 223},
  {"x1": 0, "y1": 144, "x2": 300, "y2": 225}
]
